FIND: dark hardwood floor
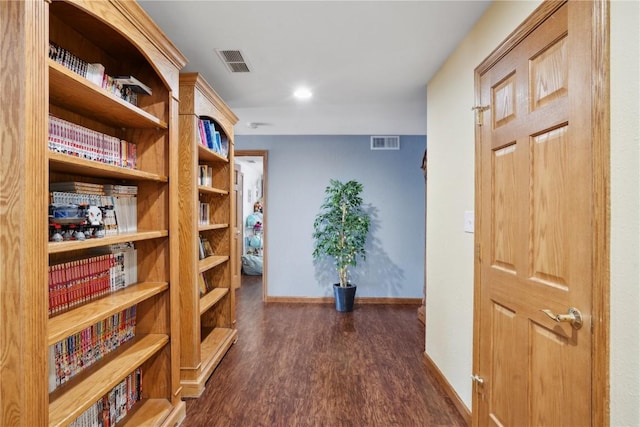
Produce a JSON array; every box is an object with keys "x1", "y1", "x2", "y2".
[{"x1": 182, "y1": 275, "x2": 466, "y2": 427}]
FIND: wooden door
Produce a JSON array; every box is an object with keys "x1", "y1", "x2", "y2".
[
  {"x1": 473, "y1": 2, "x2": 607, "y2": 425},
  {"x1": 232, "y1": 164, "x2": 243, "y2": 288}
]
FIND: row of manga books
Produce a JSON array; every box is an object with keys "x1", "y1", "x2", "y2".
[
  {"x1": 48, "y1": 307, "x2": 137, "y2": 392},
  {"x1": 49, "y1": 114, "x2": 137, "y2": 169},
  {"x1": 68, "y1": 368, "x2": 142, "y2": 427},
  {"x1": 49, "y1": 244, "x2": 137, "y2": 316}
]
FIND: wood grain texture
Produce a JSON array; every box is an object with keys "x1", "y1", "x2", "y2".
[
  {"x1": 0, "y1": 1, "x2": 49, "y2": 425},
  {"x1": 590, "y1": 1, "x2": 610, "y2": 424},
  {"x1": 475, "y1": 2, "x2": 601, "y2": 425},
  {"x1": 181, "y1": 276, "x2": 466, "y2": 426},
  {"x1": 178, "y1": 73, "x2": 238, "y2": 398},
  {"x1": 48, "y1": 334, "x2": 169, "y2": 427}
]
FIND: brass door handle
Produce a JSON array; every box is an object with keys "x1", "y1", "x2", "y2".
[{"x1": 540, "y1": 307, "x2": 583, "y2": 330}]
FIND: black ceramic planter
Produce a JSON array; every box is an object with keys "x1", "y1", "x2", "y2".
[{"x1": 333, "y1": 284, "x2": 357, "y2": 312}]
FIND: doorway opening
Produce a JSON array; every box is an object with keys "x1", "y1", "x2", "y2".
[{"x1": 234, "y1": 150, "x2": 268, "y2": 301}]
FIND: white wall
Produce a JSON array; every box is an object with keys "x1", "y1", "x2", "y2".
[
  {"x1": 610, "y1": 0, "x2": 640, "y2": 424},
  {"x1": 425, "y1": 0, "x2": 640, "y2": 422}
]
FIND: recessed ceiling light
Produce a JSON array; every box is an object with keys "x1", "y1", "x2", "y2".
[{"x1": 293, "y1": 87, "x2": 312, "y2": 100}]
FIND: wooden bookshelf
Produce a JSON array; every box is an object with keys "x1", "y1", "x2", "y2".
[
  {"x1": 0, "y1": 1, "x2": 187, "y2": 425},
  {"x1": 49, "y1": 60, "x2": 168, "y2": 129},
  {"x1": 199, "y1": 255, "x2": 230, "y2": 273},
  {"x1": 49, "y1": 334, "x2": 168, "y2": 427},
  {"x1": 198, "y1": 185, "x2": 229, "y2": 195},
  {"x1": 178, "y1": 72, "x2": 238, "y2": 398},
  {"x1": 200, "y1": 223, "x2": 229, "y2": 232},
  {"x1": 48, "y1": 230, "x2": 168, "y2": 254},
  {"x1": 48, "y1": 282, "x2": 168, "y2": 345},
  {"x1": 200, "y1": 288, "x2": 229, "y2": 315},
  {"x1": 49, "y1": 152, "x2": 169, "y2": 182},
  {"x1": 121, "y1": 398, "x2": 174, "y2": 426}
]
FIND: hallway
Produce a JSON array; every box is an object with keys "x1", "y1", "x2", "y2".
[{"x1": 182, "y1": 276, "x2": 465, "y2": 426}]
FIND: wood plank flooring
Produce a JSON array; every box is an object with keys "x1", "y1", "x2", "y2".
[{"x1": 182, "y1": 276, "x2": 466, "y2": 426}]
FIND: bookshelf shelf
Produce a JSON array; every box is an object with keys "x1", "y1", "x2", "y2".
[
  {"x1": 47, "y1": 230, "x2": 168, "y2": 254},
  {"x1": 198, "y1": 327, "x2": 238, "y2": 383},
  {"x1": 48, "y1": 282, "x2": 168, "y2": 345},
  {"x1": 121, "y1": 398, "x2": 173, "y2": 426},
  {"x1": 199, "y1": 223, "x2": 229, "y2": 232},
  {"x1": 49, "y1": 152, "x2": 168, "y2": 182},
  {"x1": 198, "y1": 255, "x2": 229, "y2": 273},
  {"x1": 49, "y1": 61, "x2": 167, "y2": 130},
  {"x1": 198, "y1": 185, "x2": 228, "y2": 195},
  {"x1": 178, "y1": 73, "x2": 238, "y2": 398},
  {"x1": 198, "y1": 145, "x2": 229, "y2": 163},
  {"x1": 200, "y1": 288, "x2": 229, "y2": 315},
  {"x1": 48, "y1": 334, "x2": 168, "y2": 427}
]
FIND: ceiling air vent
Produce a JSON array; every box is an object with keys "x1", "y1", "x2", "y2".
[
  {"x1": 215, "y1": 49, "x2": 251, "y2": 73},
  {"x1": 370, "y1": 136, "x2": 400, "y2": 150}
]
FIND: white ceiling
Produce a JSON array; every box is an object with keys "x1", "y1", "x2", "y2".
[{"x1": 138, "y1": 1, "x2": 492, "y2": 136}]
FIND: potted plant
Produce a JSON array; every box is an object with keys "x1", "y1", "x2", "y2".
[{"x1": 312, "y1": 179, "x2": 371, "y2": 312}]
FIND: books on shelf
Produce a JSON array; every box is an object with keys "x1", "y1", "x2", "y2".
[
  {"x1": 197, "y1": 119, "x2": 207, "y2": 148},
  {"x1": 48, "y1": 243, "x2": 138, "y2": 316},
  {"x1": 49, "y1": 42, "x2": 149, "y2": 106},
  {"x1": 49, "y1": 114, "x2": 137, "y2": 169},
  {"x1": 49, "y1": 182, "x2": 138, "y2": 236},
  {"x1": 198, "y1": 164, "x2": 213, "y2": 187},
  {"x1": 197, "y1": 118, "x2": 227, "y2": 158},
  {"x1": 48, "y1": 306, "x2": 137, "y2": 392},
  {"x1": 198, "y1": 235, "x2": 206, "y2": 260},
  {"x1": 199, "y1": 201, "x2": 210, "y2": 226},
  {"x1": 202, "y1": 238, "x2": 215, "y2": 257},
  {"x1": 68, "y1": 368, "x2": 142, "y2": 427},
  {"x1": 198, "y1": 273, "x2": 208, "y2": 296},
  {"x1": 112, "y1": 75, "x2": 152, "y2": 96},
  {"x1": 104, "y1": 185, "x2": 138, "y2": 234},
  {"x1": 198, "y1": 235, "x2": 215, "y2": 260}
]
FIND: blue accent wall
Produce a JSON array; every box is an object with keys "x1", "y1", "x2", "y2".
[{"x1": 235, "y1": 135, "x2": 426, "y2": 298}]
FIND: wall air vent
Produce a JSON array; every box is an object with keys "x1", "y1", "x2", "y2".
[
  {"x1": 370, "y1": 136, "x2": 400, "y2": 150},
  {"x1": 215, "y1": 49, "x2": 251, "y2": 73}
]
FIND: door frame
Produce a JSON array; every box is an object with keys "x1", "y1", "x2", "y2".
[
  {"x1": 235, "y1": 150, "x2": 269, "y2": 302},
  {"x1": 471, "y1": 1, "x2": 610, "y2": 425}
]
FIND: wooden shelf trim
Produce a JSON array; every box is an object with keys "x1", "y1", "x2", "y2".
[
  {"x1": 198, "y1": 145, "x2": 229, "y2": 163},
  {"x1": 121, "y1": 398, "x2": 172, "y2": 426},
  {"x1": 199, "y1": 327, "x2": 237, "y2": 382},
  {"x1": 48, "y1": 282, "x2": 168, "y2": 345},
  {"x1": 48, "y1": 230, "x2": 168, "y2": 254},
  {"x1": 198, "y1": 223, "x2": 229, "y2": 232},
  {"x1": 48, "y1": 334, "x2": 168, "y2": 427},
  {"x1": 49, "y1": 152, "x2": 168, "y2": 182},
  {"x1": 199, "y1": 288, "x2": 229, "y2": 315},
  {"x1": 198, "y1": 255, "x2": 229, "y2": 273},
  {"x1": 49, "y1": 60, "x2": 168, "y2": 130},
  {"x1": 198, "y1": 185, "x2": 228, "y2": 195}
]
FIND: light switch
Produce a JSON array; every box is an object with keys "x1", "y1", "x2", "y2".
[{"x1": 464, "y1": 211, "x2": 474, "y2": 233}]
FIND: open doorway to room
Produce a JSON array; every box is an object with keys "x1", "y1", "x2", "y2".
[{"x1": 234, "y1": 150, "x2": 268, "y2": 301}]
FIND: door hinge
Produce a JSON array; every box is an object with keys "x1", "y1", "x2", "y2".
[
  {"x1": 471, "y1": 374, "x2": 484, "y2": 393},
  {"x1": 476, "y1": 243, "x2": 481, "y2": 262},
  {"x1": 472, "y1": 105, "x2": 490, "y2": 126}
]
